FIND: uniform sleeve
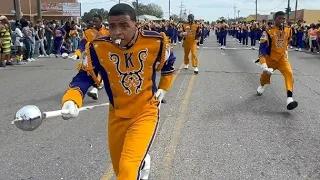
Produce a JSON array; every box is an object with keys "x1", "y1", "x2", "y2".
[
  {"x1": 195, "y1": 26, "x2": 201, "y2": 39},
  {"x1": 158, "y1": 45, "x2": 176, "y2": 91},
  {"x1": 75, "y1": 31, "x2": 89, "y2": 57},
  {"x1": 258, "y1": 31, "x2": 269, "y2": 64},
  {"x1": 62, "y1": 44, "x2": 100, "y2": 107}
]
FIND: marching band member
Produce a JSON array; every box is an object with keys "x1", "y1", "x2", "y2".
[
  {"x1": 61, "y1": 3, "x2": 176, "y2": 180},
  {"x1": 219, "y1": 20, "x2": 229, "y2": 49},
  {"x1": 256, "y1": 11, "x2": 298, "y2": 110},
  {"x1": 181, "y1": 14, "x2": 200, "y2": 74},
  {"x1": 295, "y1": 24, "x2": 304, "y2": 51},
  {"x1": 75, "y1": 14, "x2": 109, "y2": 101}
]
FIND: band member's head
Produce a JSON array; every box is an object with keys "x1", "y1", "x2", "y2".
[
  {"x1": 92, "y1": 14, "x2": 102, "y2": 29},
  {"x1": 187, "y1": 14, "x2": 194, "y2": 23},
  {"x1": 108, "y1": 3, "x2": 137, "y2": 47},
  {"x1": 273, "y1": 11, "x2": 286, "y2": 28}
]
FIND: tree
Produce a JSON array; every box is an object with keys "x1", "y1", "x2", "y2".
[
  {"x1": 218, "y1": 16, "x2": 225, "y2": 20},
  {"x1": 132, "y1": 2, "x2": 164, "y2": 18},
  {"x1": 170, "y1": 14, "x2": 179, "y2": 21},
  {"x1": 81, "y1": 8, "x2": 109, "y2": 23}
]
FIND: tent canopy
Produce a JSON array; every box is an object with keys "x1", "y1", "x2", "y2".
[{"x1": 138, "y1": 14, "x2": 162, "y2": 21}]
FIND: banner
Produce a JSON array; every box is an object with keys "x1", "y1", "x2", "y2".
[
  {"x1": 62, "y1": 3, "x2": 81, "y2": 17},
  {"x1": 41, "y1": 3, "x2": 80, "y2": 16},
  {"x1": 41, "y1": 3, "x2": 63, "y2": 13}
]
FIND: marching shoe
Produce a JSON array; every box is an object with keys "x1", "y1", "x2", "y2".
[
  {"x1": 194, "y1": 67, "x2": 199, "y2": 74},
  {"x1": 256, "y1": 85, "x2": 265, "y2": 96},
  {"x1": 87, "y1": 87, "x2": 98, "y2": 100},
  {"x1": 286, "y1": 97, "x2": 298, "y2": 110},
  {"x1": 98, "y1": 81, "x2": 104, "y2": 90},
  {"x1": 140, "y1": 154, "x2": 151, "y2": 180}
]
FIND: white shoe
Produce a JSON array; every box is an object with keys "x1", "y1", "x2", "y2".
[
  {"x1": 30, "y1": 58, "x2": 35, "y2": 61},
  {"x1": 98, "y1": 81, "x2": 104, "y2": 89},
  {"x1": 286, "y1": 97, "x2": 298, "y2": 110},
  {"x1": 140, "y1": 154, "x2": 151, "y2": 180},
  {"x1": 194, "y1": 67, "x2": 199, "y2": 74},
  {"x1": 87, "y1": 87, "x2": 98, "y2": 100},
  {"x1": 183, "y1": 64, "x2": 189, "y2": 69},
  {"x1": 256, "y1": 85, "x2": 265, "y2": 96}
]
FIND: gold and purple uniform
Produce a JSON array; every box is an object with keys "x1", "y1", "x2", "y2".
[
  {"x1": 181, "y1": 23, "x2": 200, "y2": 67},
  {"x1": 75, "y1": 26, "x2": 109, "y2": 57},
  {"x1": 62, "y1": 30, "x2": 175, "y2": 179},
  {"x1": 259, "y1": 26, "x2": 293, "y2": 92}
]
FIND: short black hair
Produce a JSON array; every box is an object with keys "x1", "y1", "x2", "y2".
[
  {"x1": 274, "y1": 11, "x2": 285, "y2": 19},
  {"x1": 108, "y1": 3, "x2": 137, "y2": 21},
  {"x1": 93, "y1": 14, "x2": 102, "y2": 21}
]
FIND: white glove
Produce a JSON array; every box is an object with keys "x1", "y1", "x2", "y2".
[
  {"x1": 182, "y1": 32, "x2": 187, "y2": 36},
  {"x1": 155, "y1": 89, "x2": 167, "y2": 102},
  {"x1": 261, "y1": 63, "x2": 273, "y2": 74},
  {"x1": 61, "y1": 100, "x2": 79, "y2": 120},
  {"x1": 69, "y1": 54, "x2": 78, "y2": 61},
  {"x1": 261, "y1": 63, "x2": 268, "y2": 70}
]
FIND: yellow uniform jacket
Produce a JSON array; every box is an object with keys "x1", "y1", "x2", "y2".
[
  {"x1": 75, "y1": 26, "x2": 110, "y2": 57},
  {"x1": 62, "y1": 30, "x2": 176, "y2": 118},
  {"x1": 182, "y1": 23, "x2": 200, "y2": 42},
  {"x1": 259, "y1": 26, "x2": 292, "y2": 64}
]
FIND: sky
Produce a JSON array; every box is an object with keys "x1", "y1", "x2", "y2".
[{"x1": 78, "y1": 0, "x2": 320, "y2": 21}]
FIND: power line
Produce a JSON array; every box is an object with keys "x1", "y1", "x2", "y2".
[
  {"x1": 258, "y1": 0, "x2": 287, "y2": 12},
  {"x1": 178, "y1": 1, "x2": 185, "y2": 20}
]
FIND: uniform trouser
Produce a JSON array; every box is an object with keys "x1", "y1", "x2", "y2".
[
  {"x1": 260, "y1": 58, "x2": 294, "y2": 92},
  {"x1": 296, "y1": 36, "x2": 303, "y2": 48},
  {"x1": 242, "y1": 32, "x2": 248, "y2": 45},
  {"x1": 219, "y1": 31, "x2": 227, "y2": 46},
  {"x1": 183, "y1": 41, "x2": 198, "y2": 67},
  {"x1": 108, "y1": 98, "x2": 159, "y2": 180},
  {"x1": 250, "y1": 33, "x2": 256, "y2": 46},
  {"x1": 55, "y1": 38, "x2": 63, "y2": 55}
]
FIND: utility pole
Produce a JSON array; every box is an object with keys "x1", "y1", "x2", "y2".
[
  {"x1": 14, "y1": 0, "x2": 22, "y2": 20},
  {"x1": 294, "y1": 0, "x2": 298, "y2": 22},
  {"x1": 255, "y1": 0, "x2": 258, "y2": 21},
  {"x1": 234, "y1": 3, "x2": 236, "y2": 20},
  {"x1": 37, "y1": 0, "x2": 42, "y2": 20},
  {"x1": 286, "y1": 0, "x2": 290, "y2": 21},
  {"x1": 237, "y1": 10, "x2": 240, "y2": 19},
  {"x1": 169, "y1": 0, "x2": 170, "y2": 20},
  {"x1": 136, "y1": 0, "x2": 139, "y2": 20},
  {"x1": 179, "y1": 1, "x2": 184, "y2": 21}
]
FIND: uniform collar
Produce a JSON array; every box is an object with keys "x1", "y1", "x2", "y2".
[{"x1": 122, "y1": 29, "x2": 139, "y2": 50}]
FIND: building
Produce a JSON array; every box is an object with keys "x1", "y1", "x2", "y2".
[
  {"x1": 0, "y1": 0, "x2": 80, "y2": 21},
  {"x1": 263, "y1": 9, "x2": 320, "y2": 24},
  {"x1": 245, "y1": 14, "x2": 269, "y2": 22},
  {"x1": 287, "y1": 9, "x2": 320, "y2": 24}
]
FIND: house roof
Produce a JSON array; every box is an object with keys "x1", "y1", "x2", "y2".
[{"x1": 138, "y1": 14, "x2": 162, "y2": 21}]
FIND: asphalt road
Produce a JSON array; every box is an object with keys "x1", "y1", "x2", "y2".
[{"x1": 1, "y1": 35, "x2": 320, "y2": 180}]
